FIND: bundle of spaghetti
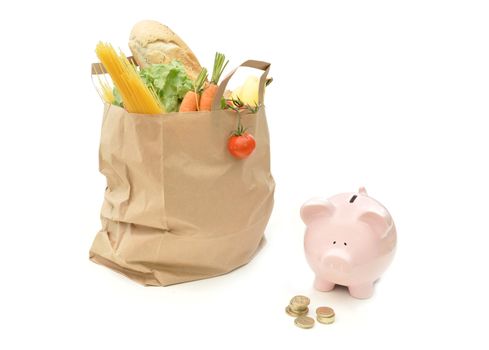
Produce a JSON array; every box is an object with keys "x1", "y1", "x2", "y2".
[
  {"x1": 92, "y1": 63, "x2": 115, "y2": 104},
  {"x1": 95, "y1": 42, "x2": 164, "y2": 114}
]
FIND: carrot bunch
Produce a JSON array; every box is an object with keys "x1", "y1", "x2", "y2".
[
  {"x1": 179, "y1": 52, "x2": 228, "y2": 112},
  {"x1": 200, "y1": 52, "x2": 228, "y2": 111},
  {"x1": 179, "y1": 68, "x2": 207, "y2": 112}
]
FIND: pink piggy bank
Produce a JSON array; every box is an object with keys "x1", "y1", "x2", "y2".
[{"x1": 300, "y1": 187, "x2": 396, "y2": 299}]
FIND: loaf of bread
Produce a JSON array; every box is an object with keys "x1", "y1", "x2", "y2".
[{"x1": 129, "y1": 20, "x2": 203, "y2": 81}]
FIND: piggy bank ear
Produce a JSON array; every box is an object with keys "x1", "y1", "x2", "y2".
[
  {"x1": 358, "y1": 210, "x2": 392, "y2": 238},
  {"x1": 300, "y1": 199, "x2": 335, "y2": 225}
]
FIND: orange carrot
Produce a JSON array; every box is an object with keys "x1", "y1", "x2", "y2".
[
  {"x1": 199, "y1": 84, "x2": 218, "y2": 111},
  {"x1": 199, "y1": 52, "x2": 228, "y2": 111},
  {"x1": 179, "y1": 91, "x2": 199, "y2": 112},
  {"x1": 179, "y1": 68, "x2": 207, "y2": 112}
]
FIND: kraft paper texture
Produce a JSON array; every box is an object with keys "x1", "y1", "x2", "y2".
[{"x1": 89, "y1": 61, "x2": 275, "y2": 285}]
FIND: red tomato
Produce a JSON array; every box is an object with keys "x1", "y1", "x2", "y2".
[{"x1": 227, "y1": 132, "x2": 256, "y2": 159}]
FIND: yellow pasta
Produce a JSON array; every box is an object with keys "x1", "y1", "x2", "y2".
[
  {"x1": 93, "y1": 63, "x2": 115, "y2": 104},
  {"x1": 95, "y1": 42, "x2": 164, "y2": 114}
]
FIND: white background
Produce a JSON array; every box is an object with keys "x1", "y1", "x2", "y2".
[{"x1": 1, "y1": 0, "x2": 488, "y2": 348}]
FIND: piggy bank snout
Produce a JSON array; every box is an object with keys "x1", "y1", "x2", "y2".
[{"x1": 322, "y1": 253, "x2": 352, "y2": 273}]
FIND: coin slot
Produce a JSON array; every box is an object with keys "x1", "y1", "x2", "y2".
[{"x1": 349, "y1": 195, "x2": 358, "y2": 203}]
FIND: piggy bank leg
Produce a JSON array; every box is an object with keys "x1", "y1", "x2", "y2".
[
  {"x1": 314, "y1": 277, "x2": 335, "y2": 292},
  {"x1": 348, "y1": 283, "x2": 374, "y2": 299}
]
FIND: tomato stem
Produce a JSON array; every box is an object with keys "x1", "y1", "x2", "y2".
[
  {"x1": 231, "y1": 112, "x2": 247, "y2": 136},
  {"x1": 222, "y1": 97, "x2": 260, "y2": 114}
]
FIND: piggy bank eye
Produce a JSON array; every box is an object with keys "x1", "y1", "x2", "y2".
[
  {"x1": 333, "y1": 241, "x2": 336, "y2": 244},
  {"x1": 344, "y1": 242, "x2": 347, "y2": 246}
]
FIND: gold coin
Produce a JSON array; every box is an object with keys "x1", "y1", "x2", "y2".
[
  {"x1": 290, "y1": 295, "x2": 310, "y2": 308},
  {"x1": 286, "y1": 306, "x2": 309, "y2": 317},
  {"x1": 317, "y1": 315, "x2": 335, "y2": 324},
  {"x1": 289, "y1": 304, "x2": 308, "y2": 313},
  {"x1": 316, "y1": 306, "x2": 335, "y2": 318},
  {"x1": 295, "y1": 316, "x2": 315, "y2": 329}
]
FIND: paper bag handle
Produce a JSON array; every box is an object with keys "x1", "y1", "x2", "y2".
[{"x1": 211, "y1": 60, "x2": 271, "y2": 111}]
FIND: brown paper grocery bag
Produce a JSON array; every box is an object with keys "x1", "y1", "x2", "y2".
[{"x1": 89, "y1": 60, "x2": 275, "y2": 286}]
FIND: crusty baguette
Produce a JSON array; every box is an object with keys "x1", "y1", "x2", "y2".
[{"x1": 129, "y1": 20, "x2": 203, "y2": 81}]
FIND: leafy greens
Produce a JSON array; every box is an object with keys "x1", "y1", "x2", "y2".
[{"x1": 113, "y1": 60, "x2": 193, "y2": 113}]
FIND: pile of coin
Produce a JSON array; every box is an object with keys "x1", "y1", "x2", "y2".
[
  {"x1": 285, "y1": 295, "x2": 310, "y2": 317},
  {"x1": 316, "y1": 306, "x2": 335, "y2": 324},
  {"x1": 286, "y1": 295, "x2": 336, "y2": 328}
]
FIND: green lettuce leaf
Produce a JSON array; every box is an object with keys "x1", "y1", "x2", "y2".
[
  {"x1": 113, "y1": 87, "x2": 123, "y2": 108},
  {"x1": 138, "y1": 61, "x2": 193, "y2": 112}
]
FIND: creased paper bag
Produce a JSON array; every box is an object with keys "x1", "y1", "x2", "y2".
[{"x1": 89, "y1": 60, "x2": 275, "y2": 286}]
